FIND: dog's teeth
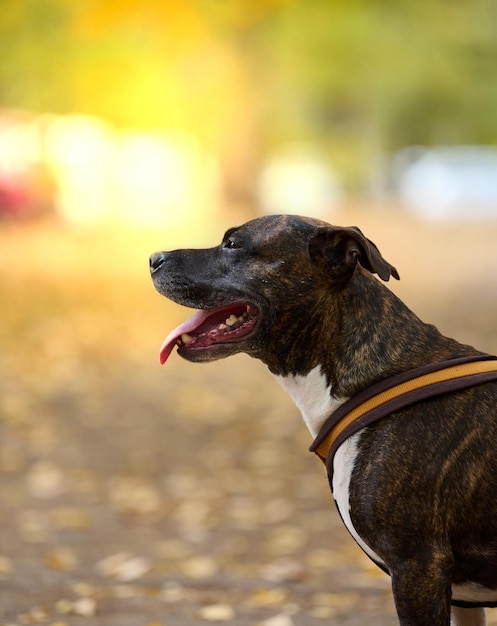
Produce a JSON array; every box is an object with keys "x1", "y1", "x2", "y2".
[
  {"x1": 181, "y1": 333, "x2": 193, "y2": 343},
  {"x1": 218, "y1": 323, "x2": 228, "y2": 330},
  {"x1": 225, "y1": 314, "x2": 239, "y2": 326},
  {"x1": 225, "y1": 312, "x2": 248, "y2": 327}
]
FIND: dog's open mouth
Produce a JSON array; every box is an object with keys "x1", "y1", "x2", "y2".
[{"x1": 159, "y1": 303, "x2": 259, "y2": 364}]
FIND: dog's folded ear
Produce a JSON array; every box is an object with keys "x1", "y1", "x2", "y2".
[{"x1": 308, "y1": 226, "x2": 400, "y2": 283}]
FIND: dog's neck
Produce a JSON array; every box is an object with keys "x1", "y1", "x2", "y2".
[
  {"x1": 269, "y1": 272, "x2": 478, "y2": 437},
  {"x1": 274, "y1": 366, "x2": 347, "y2": 437}
]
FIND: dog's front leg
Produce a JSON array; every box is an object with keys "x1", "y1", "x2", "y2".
[
  {"x1": 451, "y1": 606, "x2": 486, "y2": 626},
  {"x1": 391, "y1": 556, "x2": 452, "y2": 625}
]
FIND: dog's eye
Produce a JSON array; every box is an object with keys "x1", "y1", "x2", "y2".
[{"x1": 224, "y1": 238, "x2": 241, "y2": 250}]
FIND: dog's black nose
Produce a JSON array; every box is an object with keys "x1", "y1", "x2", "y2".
[{"x1": 149, "y1": 252, "x2": 167, "y2": 274}]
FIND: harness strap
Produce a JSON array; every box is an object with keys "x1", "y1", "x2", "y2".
[{"x1": 309, "y1": 354, "x2": 497, "y2": 477}]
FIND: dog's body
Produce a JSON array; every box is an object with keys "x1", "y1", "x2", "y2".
[{"x1": 150, "y1": 214, "x2": 497, "y2": 626}]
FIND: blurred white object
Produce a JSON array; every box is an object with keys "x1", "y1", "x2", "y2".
[
  {"x1": 43, "y1": 115, "x2": 217, "y2": 227},
  {"x1": 258, "y1": 147, "x2": 342, "y2": 218},
  {"x1": 396, "y1": 146, "x2": 497, "y2": 220}
]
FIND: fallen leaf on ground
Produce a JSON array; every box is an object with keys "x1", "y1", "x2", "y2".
[{"x1": 196, "y1": 604, "x2": 235, "y2": 621}]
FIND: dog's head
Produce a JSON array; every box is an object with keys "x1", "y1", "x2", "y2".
[{"x1": 150, "y1": 214, "x2": 398, "y2": 373}]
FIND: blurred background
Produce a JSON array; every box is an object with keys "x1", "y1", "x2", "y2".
[{"x1": 1, "y1": 1, "x2": 497, "y2": 624}]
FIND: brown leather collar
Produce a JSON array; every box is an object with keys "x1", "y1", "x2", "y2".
[{"x1": 309, "y1": 355, "x2": 497, "y2": 478}]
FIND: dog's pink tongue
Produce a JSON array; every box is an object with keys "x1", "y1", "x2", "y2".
[{"x1": 159, "y1": 309, "x2": 212, "y2": 364}]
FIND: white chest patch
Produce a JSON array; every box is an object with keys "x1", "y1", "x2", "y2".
[
  {"x1": 332, "y1": 433, "x2": 384, "y2": 566},
  {"x1": 274, "y1": 365, "x2": 346, "y2": 437},
  {"x1": 275, "y1": 367, "x2": 383, "y2": 567}
]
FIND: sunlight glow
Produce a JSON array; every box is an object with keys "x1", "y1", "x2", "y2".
[{"x1": 0, "y1": 113, "x2": 219, "y2": 228}]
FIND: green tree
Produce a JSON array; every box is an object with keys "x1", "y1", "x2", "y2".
[{"x1": 1, "y1": 0, "x2": 496, "y2": 195}]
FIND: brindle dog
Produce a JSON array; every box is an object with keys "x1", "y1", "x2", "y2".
[{"x1": 150, "y1": 214, "x2": 497, "y2": 626}]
